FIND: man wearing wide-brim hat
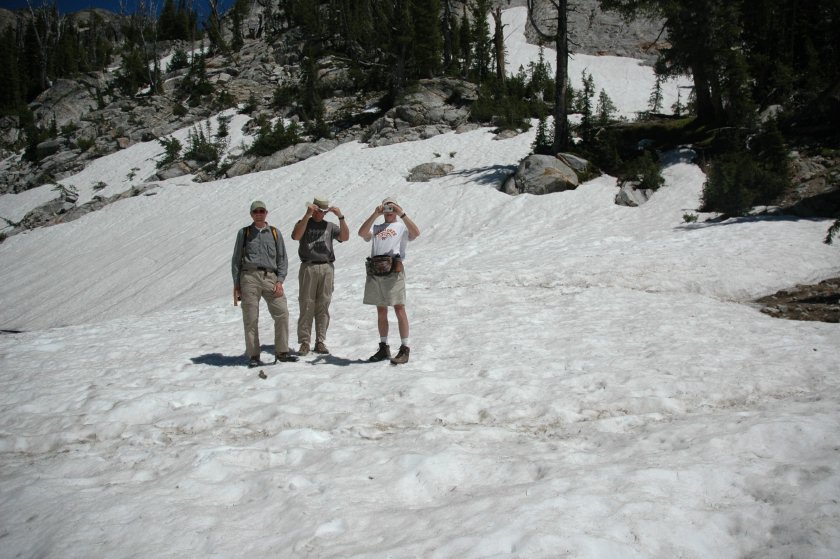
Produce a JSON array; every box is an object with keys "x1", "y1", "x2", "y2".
[{"x1": 291, "y1": 196, "x2": 350, "y2": 356}]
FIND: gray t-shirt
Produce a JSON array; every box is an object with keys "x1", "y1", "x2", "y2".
[{"x1": 297, "y1": 220, "x2": 341, "y2": 263}]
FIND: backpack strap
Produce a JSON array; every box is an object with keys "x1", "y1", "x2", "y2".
[{"x1": 242, "y1": 225, "x2": 278, "y2": 250}]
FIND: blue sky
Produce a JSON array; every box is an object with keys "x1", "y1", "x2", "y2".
[
  {"x1": 2, "y1": 0, "x2": 213, "y2": 16},
  {"x1": 4, "y1": 0, "x2": 137, "y2": 12}
]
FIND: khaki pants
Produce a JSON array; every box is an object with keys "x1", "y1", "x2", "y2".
[
  {"x1": 297, "y1": 262, "x2": 334, "y2": 344},
  {"x1": 240, "y1": 270, "x2": 290, "y2": 357}
]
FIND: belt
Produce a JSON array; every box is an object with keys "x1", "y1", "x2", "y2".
[
  {"x1": 302, "y1": 261, "x2": 331, "y2": 264},
  {"x1": 244, "y1": 267, "x2": 274, "y2": 273}
]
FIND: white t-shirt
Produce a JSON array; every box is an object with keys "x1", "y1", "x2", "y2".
[{"x1": 369, "y1": 221, "x2": 410, "y2": 259}]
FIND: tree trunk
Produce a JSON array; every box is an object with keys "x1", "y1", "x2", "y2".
[
  {"x1": 492, "y1": 7, "x2": 505, "y2": 86},
  {"x1": 553, "y1": 0, "x2": 569, "y2": 152}
]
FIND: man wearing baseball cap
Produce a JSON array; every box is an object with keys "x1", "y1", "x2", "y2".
[
  {"x1": 290, "y1": 196, "x2": 350, "y2": 356},
  {"x1": 232, "y1": 200, "x2": 298, "y2": 367}
]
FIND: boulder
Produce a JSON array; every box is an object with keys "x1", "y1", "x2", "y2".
[
  {"x1": 615, "y1": 181, "x2": 654, "y2": 207},
  {"x1": 503, "y1": 154, "x2": 579, "y2": 195},
  {"x1": 155, "y1": 161, "x2": 193, "y2": 180},
  {"x1": 407, "y1": 162, "x2": 454, "y2": 182},
  {"x1": 36, "y1": 139, "x2": 65, "y2": 159}
]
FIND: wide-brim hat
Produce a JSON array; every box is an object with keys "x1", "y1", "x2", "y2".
[
  {"x1": 313, "y1": 196, "x2": 329, "y2": 210},
  {"x1": 250, "y1": 200, "x2": 267, "y2": 212}
]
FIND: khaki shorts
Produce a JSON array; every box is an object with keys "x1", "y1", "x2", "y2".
[{"x1": 363, "y1": 271, "x2": 406, "y2": 306}]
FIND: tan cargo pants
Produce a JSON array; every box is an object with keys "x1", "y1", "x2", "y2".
[
  {"x1": 239, "y1": 269, "x2": 290, "y2": 357},
  {"x1": 297, "y1": 262, "x2": 335, "y2": 345}
]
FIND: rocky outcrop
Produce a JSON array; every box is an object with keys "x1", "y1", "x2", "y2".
[
  {"x1": 524, "y1": 0, "x2": 666, "y2": 64},
  {"x1": 366, "y1": 78, "x2": 476, "y2": 147},
  {"x1": 5, "y1": 183, "x2": 160, "y2": 238},
  {"x1": 30, "y1": 76, "x2": 107, "y2": 131},
  {"x1": 756, "y1": 278, "x2": 840, "y2": 323}
]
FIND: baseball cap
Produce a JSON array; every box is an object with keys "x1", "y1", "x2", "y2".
[
  {"x1": 250, "y1": 200, "x2": 267, "y2": 212},
  {"x1": 382, "y1": 197, "x2": 397, "y2": 213}
]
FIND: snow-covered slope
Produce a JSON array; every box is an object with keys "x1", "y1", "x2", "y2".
[{"x1": 1, "y1": 8, "x2": 839, "y2": 559}]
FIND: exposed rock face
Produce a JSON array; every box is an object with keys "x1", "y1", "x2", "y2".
[
  {"x1": 524, "y1": 0, "x2": 666, "y2": 64},
  {"x1": 779, "y1": 151, "x2": 840, "y2": 218},
  {"x1": 31, "y1": 76, "x2": 107, "y2": 131},
  {"x1": 502, "y1": 154, "x2": 580, "y2": 195},
  {"x1": 366, "y1": 79, "x2": 476, "y2": 147},
  {"x1": 6, "y1": 183, "x2": 160, "y2": 238},
  {"x1": 756, "y1": 278, "x2": 840, "y2": 323}
]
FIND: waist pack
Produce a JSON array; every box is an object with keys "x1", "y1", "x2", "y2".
[{"x1": 366, "y1": 255, "x2": 403, "y2": 276}]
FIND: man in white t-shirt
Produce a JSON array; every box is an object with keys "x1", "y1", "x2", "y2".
[{"x1": 357, "y1": 197, "x2": 421, "y2": 364}]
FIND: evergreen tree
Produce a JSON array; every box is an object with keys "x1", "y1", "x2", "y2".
[
  {"x1": 470, "y1": 0, "x2": 492, "y2": 82},
  {"x1": 648, "y1": 73, "x2": 663, "y2": 114},
  {"x1": 411, "y1": 0, "x2": 443, "y2": 78},
  {"x1": 159, "y1": 0, "x2": 178, "y2": 39},
  {"x1": 458, "y1": 7, "x2": 472, "y2": 78},
  {"x1": 448, "y1": 12, "x2": 462, "y2": 75},
  {"x1": 577, "y1": 70, "x2": 595, "y2": 142},
  {"x1": 0, "y1": 29, "x2": 23, "y2": 114},
  {"x1": 596, "y1": 89, "x2": 618, "y2": 125},
  {"x1": 527, "y1": 0, "x2": 571, "y2": 152}
]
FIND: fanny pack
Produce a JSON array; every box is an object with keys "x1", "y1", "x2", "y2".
[{"x1": 366, "y1": 255, "x2": 403, "y2": 276}]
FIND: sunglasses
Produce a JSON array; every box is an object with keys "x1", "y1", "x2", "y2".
[{"x1": 251, "y1": 209, "x2": 267, "y2": 214}]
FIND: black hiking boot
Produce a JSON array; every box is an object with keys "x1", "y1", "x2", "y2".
[
  {"x1": 275, "y1": 352, "x2": 299, "y2": 363},
  {"x1": 248, "y1": 356, "x2": 263, "y2": 368},
  {"x1": 390, "y1": 345, "x2": 410, "y2": 365},
  {"x1": 368, "y1": 342, "x2": 391, "y2": 362}
]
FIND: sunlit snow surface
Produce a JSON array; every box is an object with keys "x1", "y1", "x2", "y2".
[{"x1": 1, "y1": 7, "x2": 839, "y2": 559}]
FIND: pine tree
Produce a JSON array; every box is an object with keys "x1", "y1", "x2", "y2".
[
  {"x1": 648, "y1": 73, "x2": 663, "y2": 114},
  {"x1": 458, "y1": 6, "x2": 472, "y2": 78},
  {"x1": 596, "y1": 89, "x2": 617, "y2": 125},
  {"x1": 0, "y1": 29, "x2": 22, "y2": 113},
  {"x1": 411, "y1": 0, "x2": 443, "y2": 78},
  {"x1": 159, "y1": 0, "x2": 178, "y2": 39},
  {"x1": 470, "y1": 0, "x2": 492, "y2": 82},
  {"x1": 578, "y1": 70, "x2": 595, "y2": 142}
]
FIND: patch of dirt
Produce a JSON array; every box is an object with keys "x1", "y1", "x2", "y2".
[{"x1": 755, "y1": 277, "x2": 840, "y2": 323}]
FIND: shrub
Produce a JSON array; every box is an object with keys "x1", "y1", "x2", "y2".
[
  {"x1": 184, "y1": 123, "x2": 222, "y2": 163},
  {"x1": 157, "y1": 136, "x2": 182, "y2": 168},
  {"x1": 75, "y1": 137, "x2": 95, "y2": 152},
  {"x1": 247, "y1": 118, "x2": 302, "y2": 156},
  {"x1": 167, "y1": 48, "x2": 189, "y2": 73},
  {"x1": 826, "y1": 219, "x2": 840, "y2": 245},
  {"x1": 619, "y1": 151, "x2": 664, "y2": 191},
  {"x1": 701, "y1": 122, "x2": 789, "y2": 216}
]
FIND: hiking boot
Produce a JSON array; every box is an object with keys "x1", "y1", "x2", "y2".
[
  {"x1": 298, "y1": 342, "x2": 310, "y2": 356},
  {"x1": 275, "y1": 352, "x2": 299, "y2": 363},
  {"x1": 390, "y1": 345, "x2": 410, "y2": 365},
  {"x1": 368, "y1": 342, "x2": 391, "y2": 362},
  {"x1": 314, "y1": 341, "x2": 329, "y2": 354},
  {"x1": 247, "y1": 356, "x2": 263, "y2": 368}
]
